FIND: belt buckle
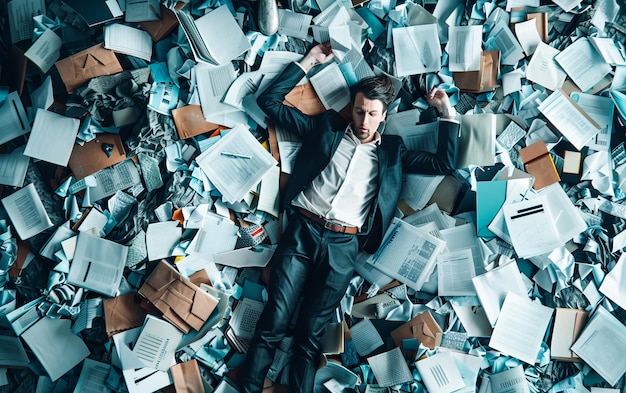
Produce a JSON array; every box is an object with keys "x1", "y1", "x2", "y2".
[{"x1": 324, "y1": 220, "x2": 344, "y2": 233}]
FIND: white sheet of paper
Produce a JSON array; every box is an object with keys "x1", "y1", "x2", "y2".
[
  {"x1": 502, "y1": 195, "x2": 563, "y2": 258},
  {"x1": 257, "y1": 164, "x2": 280, "y2": 218},
  {"x1": 599, "y1": 253, "x2": 626, "y2": 310},
  {"x1": 571, "y1": 306, "x2": 626, "y2": 386},
  {"x1": 447, "y1": 25, "x2": 482, "y2": 72},
  {"x1": 132, "y1": 315, "x2": 183, "y2": 371},
  {"x1": 487, "y1": 23, "x2": 524, "y2": 66},
  {"x1": 22, "y1": 318, "x2": 90, "y2": 381},
  {"x1": 416, "y1": 351, "x2": 465, "y2": 393},
  {"x1": 554, "y1": 37, "x2": 612, "y2": 92},
  {"x1": 368, "y1": 217, "x2": 446, "y2": 291},
  {"x1": 24, "y1": 28, "x2": 62, "y2": 73},
  {"x1": 350, "y1": 318, "x2": 384, "y2": 356},
  {"x1": 440, "y1": 223, "x2": 488, "y2": 275},
  {"x1": 489, "y1": 292, "x2": 553, "y2": 364},
  {"x1": 309, "y1": 62, "x2": 351, "y2": 112},
  {"x1": 146, "y1": 221, "x2": 182, "y2": 261},
  {"x1": 24, "y1": 109, "x2": 80, "y2": 167},
  {"x1": 113, "y1": 327, "x2": 173, "y2": 393},
  {"x1": 0, "y1": 91, "x2": 31, "y2": 146},
  {"x1": 392, "y1": 24, "x2": 442, "y2": 76},
  {"x1": 514, "y1": 19, "x2": 542, "y2": 56},
  {"x1": 526, "y1": 42, "x2": 567, "y2": 91},
  {"x1": 1, "y1": 183, "x2": 53, "y2": 240},
  {"x1": 196, "y1": 125, "x2": 277, "y2": 204},
  {"x1": 490, "y1": 365, "x2": 530, "y2": 393},
  {"x1": 278, "y1": 9, "x2": 312, "y2": 40},
  {"x1": 570, "y1": 92, "x2": 613, "y2": 151},
  {"x1": 437, "y1": 249, "x2": 476, "y2": 296},
  {"x1": 451, "y1": 303, "x2": 493, "y2": 337},
  {"x1": 104, "y1": 23, "x2": 152, "y2": 61},
  {"x1": 367, "y1": 347, "x2": 413, "y2": 387},
  {"x1": 589, "y1": 36, "x2": 626, "y2": 66},
  {"x1": 73, "y1": 359, "x2": 112, "y2": 393},
  {"x1": 8, "y1": 0, "x2": 45, "y2": 43},
  {"x1": 472, "y1": 261, "x2": 528, "y2": 327},
  {"x1": 67, "y1": 232, "x2": 128, "y2": 297},
  {"x1": 186, "y1": 215, "x2": 238, "y2": 257},
  {"x1": 0, "y1": 146, "x2": 29, "y2": 188}
]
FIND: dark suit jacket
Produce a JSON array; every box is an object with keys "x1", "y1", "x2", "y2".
[{"x1": 258, "y1": 62, "x2": 460, "y2": 254}]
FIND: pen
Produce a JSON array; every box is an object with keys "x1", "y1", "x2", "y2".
[{"x1": 221, "y1": 151, "x2": 252, "y2": 159}]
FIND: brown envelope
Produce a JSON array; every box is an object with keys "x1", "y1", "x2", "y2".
[
  {"x1": 453, "y1": 50, "x2": 500, "y2": 93},
  {"x1": 68, "y1": 133, "x2": 126, "y2": 180},
  {"x1": 139, "y1": 260, "x2": 219, "y2": 333},
  {"x1": 283, "y1": 83, "x2": 326, "y2": 116},
  {"x1": 390, "y1": 310, "x2": 442, "y2": 350},
  {"x1": 142, "y1": 3, "x2": 186, "y2": 42},
  {"x1": 171, "y1": 359, "x2": 205, "y2": 393},
  {"x1": 171, "y1": 105, "x2": 220, "y2": 139},
  {"x1": 55, "y1": 43, "x2": 123, "y2": 93},
  {"x1": 103, "y1": 292, "x2": 149, "y2": 338},
  {"x1": 519, "y1": 140, "x2": 560, "y2": 190}
]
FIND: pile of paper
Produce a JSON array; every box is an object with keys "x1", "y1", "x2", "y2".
[{"x1": 1, "y1": 0, "x2": 626, "y2": 392}]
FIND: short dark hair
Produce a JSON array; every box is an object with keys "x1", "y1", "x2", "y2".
[{"x1": 350, "y1": 74, "x2": 395, "y2": 112}]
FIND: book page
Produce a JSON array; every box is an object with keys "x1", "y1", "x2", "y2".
[
  {"x1": 73, "y1": 359, "x2": 113, "y2": 393},
  {"x1": 191, "y1": 5, "x2": 251, "y2": 65},
  {"x1": 385, "y1": 113, "x2": 439, "y2": 153},
  {"x1": 490, "y1": 365, "x2": 530, "y2": 393},
  {"x1": 440, "y1": 223, "x2": 488, "y2": 275}
]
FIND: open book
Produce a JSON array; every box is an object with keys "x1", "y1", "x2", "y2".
[{"x1": 176, "y1": 5, "x2": 251, "y2": 65}]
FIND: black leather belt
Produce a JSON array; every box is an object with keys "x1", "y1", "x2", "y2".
[{"x1": 295, "y1": 207, "x2": 359, "y2": 234}]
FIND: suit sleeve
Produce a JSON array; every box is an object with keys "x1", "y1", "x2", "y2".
[
  {"x1": 401, "y1": 118, "x2": 461, "y2": 175},
  {"x1": 257, "y1": 62, "x2": 320, "y2": 139}
]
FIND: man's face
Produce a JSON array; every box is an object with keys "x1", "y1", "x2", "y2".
[{"x1": 351, "y1": 92, "x2": 386, "y2": 144}]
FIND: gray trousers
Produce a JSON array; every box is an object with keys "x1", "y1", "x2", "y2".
[{"x1": 239, "y1": 212, "x2": 359, "y2": 392}]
